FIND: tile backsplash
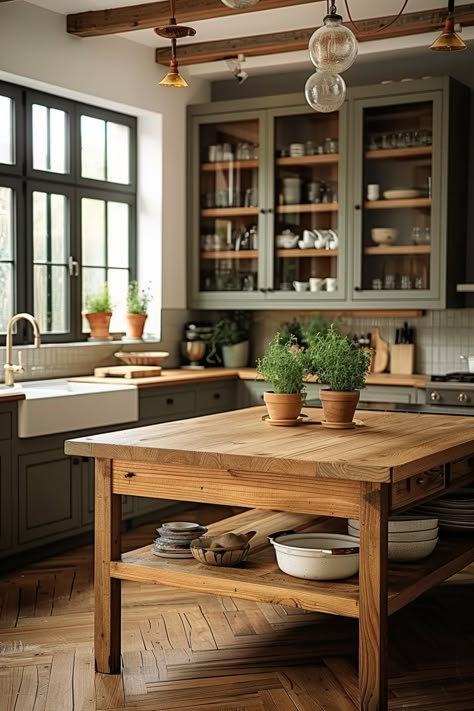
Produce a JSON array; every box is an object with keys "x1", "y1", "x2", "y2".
[
  {"x1": 251, "y1": 309, "x2": 474, "y2": 376},
  {"x1": 0, "y1": 308, "x2": 192, "y2": 381}
]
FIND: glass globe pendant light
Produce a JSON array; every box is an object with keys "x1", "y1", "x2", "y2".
[
  {"x1": 221, "y1": 0, "x2": 260, "y2": 8},
  {"x1": 305, "y1": 72, "x2": 346, "y2": 113},
  {"x1": 308, "y1": 0, "x2": 358, "y2": 73}
]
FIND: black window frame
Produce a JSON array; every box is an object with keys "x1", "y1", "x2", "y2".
[{"x1": 0, "y1": 80, "x2": 137, "y2": 345}]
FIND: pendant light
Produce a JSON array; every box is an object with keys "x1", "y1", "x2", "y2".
[
  {"x1": 221, "y1": 0, "x2": 260, "y2": 8},
  {"x1": 305, "y1": 72, "x2": 346, "y2": 113},
  {"x1": 430, "y1": 0, "x2": 466, "y2": 51},
  {"x1": 155, "y1": 0, "x2": 196, "y2": 88},
  {"x1": 308, "y1": 0, "x2": 358, "y2": 73}
]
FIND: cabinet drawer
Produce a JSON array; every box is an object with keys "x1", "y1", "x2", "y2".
[
  {"x1": 449, "y1": 456, "x2": 474, "y2": 484},
  {"x1": 140, "y1": 390, "x2": 196, "y2": 421},
  {"x1": 198, "y1": 385, "x2": 235, "y2": 414},
  {"x1": 0, "y1": 413, "x2": 12, "y2": 441},
  {"x1": 391, "y1": 466, "x2": 445, "y2": 510}
]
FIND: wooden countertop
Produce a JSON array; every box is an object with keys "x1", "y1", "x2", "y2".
[
  {"x1": 70, "y1": 368, "x2": 428, "y2": 389},
  {"x1": 65, "y1": 405, "x2": 473, "y2": 484},
  {"x1": 0, "y1": 391, "x2": 25, "y2": 402}
]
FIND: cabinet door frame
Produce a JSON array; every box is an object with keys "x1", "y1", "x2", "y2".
[
  {"x1": 349, "y1": 89, "x2": 444, "y2": 307},
  {"x1": 0, "y1": 443, "x2": 12, "y2": 551},
  {"x1": 188, "y1": 109, "x2": 269, "y2": 308},
  {"x1": 264, "y1": 101, "x2": 349, "y2": 305}
]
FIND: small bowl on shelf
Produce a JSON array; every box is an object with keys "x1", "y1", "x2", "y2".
[
  {"x1": 383, "y1": 188, "x2": 424, "y2": 200},
  {"x1": 370, "y1": 228, "x2": 398, "y2": 245},
  {"x1": 190, "y1": 530, "x2": 256, "y2": 567}
]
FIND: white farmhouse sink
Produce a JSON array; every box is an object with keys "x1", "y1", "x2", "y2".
[{"x1": 0, "y1": 379, "x2": 139, "y2": 438}]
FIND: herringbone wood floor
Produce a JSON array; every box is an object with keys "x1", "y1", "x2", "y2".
[{"x1": 0, "y1": 504, "x2": 473, "y2": 711}]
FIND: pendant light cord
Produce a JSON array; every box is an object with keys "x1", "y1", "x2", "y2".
[{"x1": 343, "y1": 0, "x2": 410, "y2": 35}]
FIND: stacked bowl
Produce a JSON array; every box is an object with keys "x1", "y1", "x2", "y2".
[
  {"x1": 153, "y1": 521, "x2": 208, "y2": 559},
  {"x1": 348, "y1": 516, "x2": 439, "y2": 562}
]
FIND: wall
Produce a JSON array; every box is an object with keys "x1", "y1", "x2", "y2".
[{"x1": 0, "y1": 0, "x2": 210, "y2": 318}]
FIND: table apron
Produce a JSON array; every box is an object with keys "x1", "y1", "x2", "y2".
[{"x1": 112, "y1": 460, "x2": 361, "y2": 518}]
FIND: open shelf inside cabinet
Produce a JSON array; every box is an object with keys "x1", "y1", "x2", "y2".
[
  {"x1": 276, "y1": 155, "x2": 339, "y2": 166},
  {"x1": 111, "y1": 509, "x2": 474, "y2": 621},
  {"x1": 201, "y1": 207, "x2": 259, "y2": 217},
  {"x1": 277, "y1": 204, "x2": 338, "y2": 214},
  {"x1": 364, "y1": 246, "x2": 431, "y2": 256},
  {"x1": 201, "y1": 251, "x2": 258, "y2": 260},
  {"x1": 365, "y1": 147, "x2": 432, "y2": 160},
  {"x1": 365, "y1": 199, "x2": 431, "y2": 210},
  {"x1": 201, "y1": 160, "x2": 259, "y2": 171},
  {"x1": 276, "y1": 249, "x2": 338, "y2": 258}
]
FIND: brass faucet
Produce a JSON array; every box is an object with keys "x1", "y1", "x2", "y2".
[{"x1": 4, "y1": 313, "x2": 41, "y2": 387}]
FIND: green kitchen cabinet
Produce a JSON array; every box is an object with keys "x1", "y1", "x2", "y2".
[
  {"x1": 188, "y1": 77, "x2": 468, "y2": 310},
  {"x1": 0, "y1": 443, "x2": 13, "y2": 551}
]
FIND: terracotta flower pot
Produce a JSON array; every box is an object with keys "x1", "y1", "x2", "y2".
[
  {"x1": 263, "y1": 391, "x2": 304, "y2": 423},
  {"x1": 319, "y1": 390, "x2": 360, "y2": 429},
  {"x1": 84, "y1": 312, "x2": 112, "y2": 340},
  {"x1": 126, "y1": 313, "x2": 147, "y2": 339}
]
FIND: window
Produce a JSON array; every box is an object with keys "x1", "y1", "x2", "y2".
[{"x1": 0, "y1": 81, "x2": 137, "y2": 343}]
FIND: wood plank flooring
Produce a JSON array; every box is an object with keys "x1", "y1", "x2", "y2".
[{"x1": 0, "y1": 504, "x2": 473, "y2": 710}]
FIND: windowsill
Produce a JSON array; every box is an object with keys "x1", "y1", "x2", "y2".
[{"x1": 1, "y1": 336, "x2": 163, "y2": 350}]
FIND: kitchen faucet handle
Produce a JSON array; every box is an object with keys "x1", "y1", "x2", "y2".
[{"x1": 16, "y1": 350, "x2": 24, "y2": 373}]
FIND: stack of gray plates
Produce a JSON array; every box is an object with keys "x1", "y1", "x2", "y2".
[
  {"x1": 153, "y1": 521, "x2": 208, "y2": 559},
  {"x1": 413, "y1": 487, "x2": 474, "y2": 532}
]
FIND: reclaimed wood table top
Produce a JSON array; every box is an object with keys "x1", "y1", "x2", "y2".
[{"x1": 65, "y1": 406, "x2": 474, "y2": 483}]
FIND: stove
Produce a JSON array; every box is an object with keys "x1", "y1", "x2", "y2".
[{"x1": 427, "y1": 372, "x2": 474, "y2": 406}]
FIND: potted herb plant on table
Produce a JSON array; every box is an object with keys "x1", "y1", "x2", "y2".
[
  {"x1": 126, "y1": 281, "x2": 152, "y2": 340},
  {"x1": 208, "y1": 312, "x2": 251, "y2": 368},
  {"x1": 256, "y1": 333, "x2": 309, "y2": 424},
  {"x1": 308, "y1": 324, "x2": 371, "y2": 429},
  {"x1": 84, "y1": 284, "x2": 113, "y2": 340}
]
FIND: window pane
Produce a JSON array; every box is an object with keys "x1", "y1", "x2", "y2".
[
  {"x1": 107, "y1": 122, "x2": 130, "y2": 184},
  {"x1": 0, "y1": 263, "x2": 13, "y2": 332},
  {"x1": 0, "y1": 96, "x2": 14, "y2": 165},
  {"x1": 82, "y1": 198, "x2": 105, "y2": 266},
  {"x1": 50, "y1": 193, "x2": 67, "y2": 262},
  {"x1": 34, "y1": 264, "x2": 68, "y2": 333},
  {"x1": 33, "y1": 104, "x2": 68, "y2": 174},
  {"x1": 33, "y1": 191, "x2": 48, "y2": 262},
  {"x1": 0, "y1": 187, "x2": 13, "y2": 260},
  {"x1": 108, "y1": 268, "x2": 128, "y2": 333},
  {"x1": 32, "y1": 104, "x2": 48, "y2": 171},
  {"x1": 107, "y1": 202, "x2": 129, "y2": 268},
  {"x1": 81, "y1": 116, "x2": 106, "y2": 180}
]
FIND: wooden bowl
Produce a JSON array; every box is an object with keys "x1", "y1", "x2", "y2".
[{"x1": 190, "y1": 540, "x2": 250, "y2": 567}]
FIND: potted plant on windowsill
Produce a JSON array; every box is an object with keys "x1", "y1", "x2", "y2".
[
  {"x1": 126, "y1": 281, "x2": 152, "y2": 340},
  {"x1": 84, "y1": 284, "x2": 113, "y2": 340},
  {"x1": 307, "y1": 324, "x2": 371, "y2": 429},
  {"x1": 208, "y1": 312, "x2": 251, "y2": 368},
  {"x1": 256, "y1": 333, "x2": 309, "y2": 424}
]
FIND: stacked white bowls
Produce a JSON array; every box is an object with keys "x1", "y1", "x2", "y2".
[{"x1": 347, "y1": 516, "x2": 439, "y2": 562}]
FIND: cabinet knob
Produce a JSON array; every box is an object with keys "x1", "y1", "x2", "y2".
[
  {"x1": 354, "y1": 286, "x2": 362, "y2": 292},
  {"x1": 260, "y1": 288, "x2": 267, "y2": 293},
  {"x1": 457, "y1": 392, "x2": 469, "y2": 403},
  {"x1": 72, "y1": 457, "x2": 80, "y2": 465},
  {"x1": 213, "y1": 392, "x2": 221, "y2": 399},
  {"x1": 355, "y1": 204, "x2": 361, "y2": 210},
  {"x1": 267, "y1": 208, "x2": 273, "y2": 214},
  {"x1": 430, "y1": 391, "x2": 441, "y2": 402},
  {"x1": 267, "y1": 287, "x2": 274, "y2": 292},
  {"x1": 166, "y1": 397, "x2": 174, "y2": 405},
  {"x1": 260, "y1": 208, "x2": 267, "y2": 214},
  {"x1": 416, "y1": 476, "x2": 425, "y2": 486}
]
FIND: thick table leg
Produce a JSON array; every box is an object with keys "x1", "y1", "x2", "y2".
[
  {"x1": 95, "y1": 457, "x2": 122, "y2": 674},
  {"x1": 358, "y1": 482, "x2": 389, "y2": 711}
]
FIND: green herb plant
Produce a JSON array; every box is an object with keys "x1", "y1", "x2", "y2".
[
  {"x1": 256, "y1": 333, "x2": 309, "y2": 394},
  {"x1": 127, "y1": 281, "x2": 152, "y2": 315},
  {"x1": 307, "y1": 324, "x2": 371, "y2": 392},
  {"x1": 84, "y1": 283, "x2": 112, "y2": 313},
  {"x1": 207, "y1": 311, "x2": 251, "y2": 363}
]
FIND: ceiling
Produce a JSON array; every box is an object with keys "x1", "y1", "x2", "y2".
[{"x1": 25, "y1": 0, "x2": 474, "y2": 78}]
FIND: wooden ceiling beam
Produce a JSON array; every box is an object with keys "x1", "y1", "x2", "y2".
[
  {"x1": 155, "y1": 4, "x2": 474, "y2": 65},
  {"x1": 67, "y1": 0, "x2": 323, "y2": 38}
]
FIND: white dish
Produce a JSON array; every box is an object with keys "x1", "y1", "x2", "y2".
[
  {"x1": 276, "y1": 234, "x2": 299, "y2": 249},
  {"x1": 371, "y1": 228, "x2": 398, "y2": 245},
  {"x1": 383, "y1": 189, "x2": 424, "y2": 200},
  {"x1": 269, "y1": 532, "x2": 359, "y2": 580},
  {"x1": 347, "y1": 524, "x2": 438, "y2": 542},
  {"x1": 348, "y1": 516, "x2": 438, "y2": 533},
  {"x1": 347, "y1": 530, "x2": 438, "y2": 562}
]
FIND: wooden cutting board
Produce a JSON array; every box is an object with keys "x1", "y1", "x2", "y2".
[
  {"x1": 94, "y1": 365, "x2": 162, "y2": 379},
  {"x1": 371, "y1": 328, "x2": 389, "y2": 373}
]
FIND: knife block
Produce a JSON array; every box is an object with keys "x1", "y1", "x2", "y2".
[{"x1": 390, "y1": 344, "x2": 415, "y2": 375}]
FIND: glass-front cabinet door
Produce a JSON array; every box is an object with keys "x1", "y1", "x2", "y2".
[
  {"x1": 351, "y1": 92, "x2": 441, "y2": 303},
  {"x1": 266, "y1": 105, "x2": 346, "y2": 301},
  {"x1": 190, "y1": 111, "x2": 267, "y2": 304}
]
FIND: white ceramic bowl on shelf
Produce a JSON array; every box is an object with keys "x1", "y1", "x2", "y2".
[
  {"x1": 268, "y1": 532, "x2": 359, "y2": 580},
  {"x1": 383, "y1": 188, "x2": 424, "y2": 200},
  {"x1": 348, "y1": 516, "x2": 438, "y2": 533},
  {"x1": 371, "y1": 228, "x2": 398, "y2": 245},
  {"x1": 347, "y1": 524, "x2": 438, "y2": 542}
]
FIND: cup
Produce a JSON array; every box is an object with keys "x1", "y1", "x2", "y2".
[
  {"x1": 302, "y1": 229, "x2": 315, "y2": 248},
  {"x1": 293, "y1": 281, "x2": 309, "y2": 292},
  {"x1": 325, "y1": 278, "x2": 337, "y2": 292},
  {"x1": 309, "y1": 277, "x2": 324, "y2": 291},
  {"x1": 367, "y1": 184, "x2": 380, "y2": 201},
  {"x1": 208, "y1": 145, "x2": 218, "y2": 162}
]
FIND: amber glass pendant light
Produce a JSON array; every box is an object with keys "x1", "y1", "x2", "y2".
[
  {"x1": 431, "y1": 0, "x2": 466, "y2": 51},
  {"x1": 155, "y1": 0, "x2": 196, "y2": 87}
]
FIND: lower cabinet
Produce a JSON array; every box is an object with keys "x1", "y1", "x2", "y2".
[
  {"x1": 18, "y1": 449, "x2": 82, "y2": 546},
  {"x1": 0, "y1": 443, "x2": 12, "y2": 551}
]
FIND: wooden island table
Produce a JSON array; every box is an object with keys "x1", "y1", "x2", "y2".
[{"x1": 65, "y1": 406, "x2": 474, "y2": 711}]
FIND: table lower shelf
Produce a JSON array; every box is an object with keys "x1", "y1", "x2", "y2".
[{"x1": 112, "y1": 509, "x2": 474, "y2": 620}]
